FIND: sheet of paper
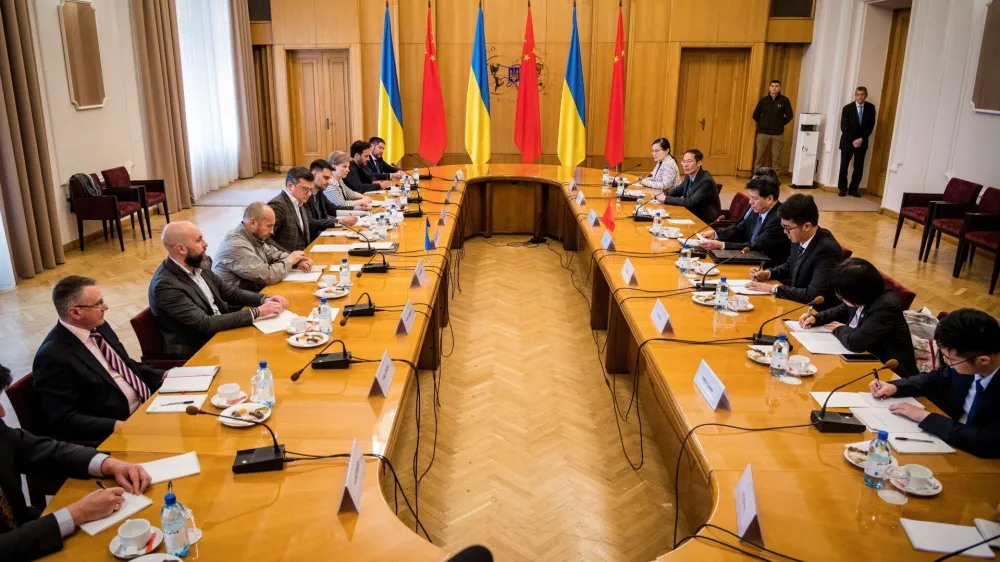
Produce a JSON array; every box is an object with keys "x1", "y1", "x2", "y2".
[
  {"x1": 667, "y1": 219, "x2": 695, "y2": 225},
  {"x1": 79, "y1": 493, "x2": 153, "y2": 536},
  {"x1": 850, "y1": 407, "x2": 925, "y2": 434},
  {"x1": 166, "y1": 366, "x2": 219, "y2": 377},
  {"x1": 888, "y1": 433, "x2": 956, "y2": 454},
  {"x1": 320, "y1": 229, "x2": 350, "y2": 236},
  {"x1": 974, "y1": 519, "x2": 1000, "y2": 549},
  {"x1": 351, "y1": 242, "x2": 395, "y2": 251},
  {"x1": 145, "y1": 394, "x2": 207, "y2": 413},
  {"x1": 283, "y1": 270, "x2": 323, "y2": 282},
  {"x1": 139, "y1": 451, "x2": 202, "y2": 484},
  {"x1": 788, "y1": 332, "x2": 852, "y2": 355},
  {"x1": 727, "y1": 279, "x2": 773, "y2": 296},
  {"x1": 349, "y1": 264, "x2": 363, "y2": 272},
  {"x1": 900, "y1": 519, "x2": 995, "y2": 558},
  {"x1": 810, "y1": 392, "x2": 925, "y2": 410},
  {"x1": 311, "y1": 244, "x2": 353, "y2": 253},
  {"x1": 784, "y1": 320, "x2": 832, "y2": 333},
  {"x1": 857, "y1": 393, "x2": 924, "y2": 409},
  {"x1": 253, "y1": 309, "x2": 295, "y2": 334},
  {"x1": 159, "y1": 366, "x2": 218, "y2": 393}
]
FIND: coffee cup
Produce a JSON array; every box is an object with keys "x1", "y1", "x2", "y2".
[
  {"x1": 118, "y1": 518, "x2": 151, "y2": 550},
  {"x1": 904, "y1": 464, "x2": 933, "y2": 490},
  {"x1": 729, "y1": 295, "x2": 750, "y2": 310},
  {"x1": 289, "y1": 316, "x2": 307, "y2": 334},
  {"x1": 218, "y1": 383, "x2": 241, "y2": 404},
  {"x1": 787, "y1": 355, "x2": 810, "y2": 375},
  {"x1": 320, "y1": 274, "x2": 336, "y2": 288}
]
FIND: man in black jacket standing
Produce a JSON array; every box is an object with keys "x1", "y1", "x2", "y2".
[
  {"x1": 752, "y1": 80, "x2": 794, "y2": 176},
  {"x1": 838, "y1": 86, "x2": 877, "y2": 197},
  {"x1": 659, "y1": 149, "x2": 722, "y2": 225},
  {"x1": 698, "y1": 175, "x2": 790, "y2": 267}
]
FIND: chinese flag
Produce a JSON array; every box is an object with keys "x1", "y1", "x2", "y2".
[
  {"x1": 601, "y1": 198, "x2": 616, "y2": 233},
  {"x1": 419, "y1": 2, "x2": 447, "y2": 164},
  {"x1": 514, "y1": 2, "x2": 541, "y2": 163},
  {"x1": 604, "y1": 3, "x2": 625, "y2": 168}
]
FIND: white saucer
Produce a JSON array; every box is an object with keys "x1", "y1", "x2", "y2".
[
  {"x1": 286, "y1": 331, "x2": 330, "y2": 348},
  {"x1": 891, "y1": 475, "x2": 943, "y2": 497},
  {"x1": 745, "y1": 350, "x2": 818, "y2": 376},
  {"x1": 728, "y1": 302, "x2": 754, "y2": 312},
  {"x1": 843, "y1": 447, "x2": 899, "y2": 470},
  {"x1": 132, "y1": 555, "x2": 182, "y2": 562},
  {"x1": 110, "y1": 526, "x2": 162, "y2": 559},
  {"x1": 314, "y1": 286, "x2": 349, "y2": 299},
  {"x1": 674, "y1": 258, "x2": 700, "y2": 267},
  {"x1": 690, "y1": 292, "x2": 716, "y2": 306},
  {"x1": 219, "y1": 402, "x2": 271, "y2": 427},
  {"x1": 692, "y1": 266, "x2": 720, "y2": 277},
  {"x1": 211, "y1": 391, "x2": 248, "y2": 409}
]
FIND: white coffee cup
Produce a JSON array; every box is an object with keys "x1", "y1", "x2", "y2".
[
  {"x1": 787, "y1": 355, "x2": 810, "y2": 375},
  {"x1": 730, "y1": 295, "x2": 750, "y2": 310},
  {"x1": 118, "y1": 518, "x2": 151, "y2": 549},
  {"x1": 904, "y1": 464, "x2": 934, "y2": 490},
  {"x1": 289, "y1": 316, "x2": 307, "y2": 334},
  {"x1": 320, "y1": 274, "x2": 337, "y2": 288},
  {"x1": 218, "y1": 383, "x2": 240, "y2": 404}
]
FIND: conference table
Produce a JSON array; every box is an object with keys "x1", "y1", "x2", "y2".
[{"x1": 44, "y1": 165, "x2": 1000, "y2": 561}]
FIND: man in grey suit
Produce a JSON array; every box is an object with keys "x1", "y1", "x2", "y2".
[
  {"x1": 268, "y1": 167, "x2": 317, "y2": 253},
  {"x1": 149, "y1": 221, "x2": 288, "y2": 357},
  {"x1": 213, "y1": 203, "x2": 313, "y2": 292}
]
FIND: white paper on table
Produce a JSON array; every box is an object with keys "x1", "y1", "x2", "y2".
[
  {"x1": 788, "y1": 332, "x2": 852, "y2": 354},
  {"x1": 349, "y1": 264, "x2": 363, "y2": 272},
  {"x1": 727, "y1": 279, "x2": 773, "y2": 296},
  {"x1": 857, "y1": 394, "x2": 924, "y2": 409},
  {"x1": 79, "y1": 493, "x2": 153, "y2": 536},
  {"x1": 320, "y1": 229, "x2": 350, "y2": 236},
  {"x1": 159, "y1": 366, "x2": 218, "y2": 393},
  {"x1": 145, "y1": 394, "x2": 208, "y2": 413},
  {"x1": 311, "y1": 244, "x2": 353, "y2": 253},
  {"x1": 139, "y1": 451, "x2": 202, "y2": 484},
  {"x1": 283, "y1": 270, "x2": 323, "y2": 282},
  {"x1": 900, "y1": 519, "x2": 995, "y2": 558},
  {"x1": 783, "y1": 320, "x2": 832, "y2": 333},
  {"x1": 809, "y1": 392, "x2": 924, "y2": 410},
  {"x1": 350, "y1": 242, "x2": 395, "y2": 251},
  {"x1": 888, "y1": 433, "x2": 956, "y2": 454},
  {"x1": 667, "y1": 219, "x2": 695, "y2": 225},
  {"x1": 974, "y1": 519, "x2": 1000, "y2": 549},
  {"x1": 850, "y1": 407, "x2": 926, "y2": 433},
  {"x1": 253, "y1": 309, "x2": 295, "y2": 334}
]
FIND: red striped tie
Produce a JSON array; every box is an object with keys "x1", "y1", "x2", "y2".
[{"x1": 89, "y1": 332, "x2": 150, "y2": 402}]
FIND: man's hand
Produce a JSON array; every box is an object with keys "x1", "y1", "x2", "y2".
[
  {"x1": 869, "y1": 380, "x2": 898, "y2": 399},
  {"x1": 295, "y1": 259, "x2": 313, "y2": 272},
  {"x1": 746, "y1": 281, "x2": 772, "y2": 293},
  {"x1": 101, "y1": 458, "x2": 151, "y2": 494},
  {"x1": 853, "y1": 138, "x2": 863, "y2": 148},
  {"x1": 339, "y1": 216, "x2": 359, "y2": 227},
  {"x1": 358, "y1": 196, "x2": 373, "y2": 206},
  {"x1": 377, "y1": 180, "x2": 392, "y2": 189},
  {"x1": 749, "y1": 268, "x2": 771, "y2": 282},
  {"x1": 888, "y1": 403, "x2": 930, "y2": 423},
  {"x1": 391, "y1": 170, "x2": 406, "y2": 180},
  {"x1": 825, "y1": 321, "x2": 845, "y2": 330},
  {"x1": 114, "y1": 421, "x2": 124, "y2": 431},
  {"x1": 257, "y1": 300, "x2": 284, "y2": 318},
  {"x1": 701, "y1": 230, "x2": 717, "y2": 240},
  {"x1": 67, "y1": 488, "x2": 126, "y2": 525},
  {"x1": 285, "y1": 250, "x2": 307, "y2": 266},
  {"x1": 357, "y1": 202, "x2": 373, "y2": 212},
  {"x1": 798, "y1": 312, "x2": 815, "y2": 329},
  {"x1": 700, "y1": 239, "x2": 724, "y2": 250},
  {"x1": 267, "y1": 295, "x2": 289, "y2": 309}
]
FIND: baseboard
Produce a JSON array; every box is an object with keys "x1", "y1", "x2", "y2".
[
  {"x1": 879, "y1": 208, "x2": 899, "y2": 219},
  {"x1": 63, "y1": 228, "x2": 108, "y2": 252}
]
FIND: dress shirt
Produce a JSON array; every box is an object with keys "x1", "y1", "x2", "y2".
[
  {"x1": 58, "y1": 320, "x2": 141, "y2": 413},
  {"x1": 799, "y1": 230, "x2": 817, "y2": 251},
  {"x1": 960, "y1": 367, "x2": 998, "y2": 424},
  {"x1": 849, "y1": 305, "x2": 863, "y2": 329},
  {"x1": 53, "y1": 453, "x2": 110, "y2": 536},
  {"x1": 170, "y1": 257, "x2": 221, "y2": 315},
  {"x1": 283, "y1": 190, "x2": 306, "y2": 233}
]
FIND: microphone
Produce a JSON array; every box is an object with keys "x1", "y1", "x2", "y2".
[
  {"x1": 342, "y1": 223, "x2": 376, "y2": 257},
  {"x1": 186, "y1": 405, "x2": 285, "y2": 473},
  {"x1": 613, "y1": 163, "x2": 644, "y2": 198},
  {"x1": 630, "y1": 191, "x2": 661, "y2": 220},
  {"x1": 403, "y1": 200, "x2": 424, "y2": 218},
  {"x1": 693, "y1": 247, "x2": 749, "y2": 290},
  {"x1": 358, "y1": 253, "x2": 390, "y2": 276},
  {"x1": 810, "y1": 360, "x2": 898, "y2": 433},
  {"x1": 340, "y1": 292, "x2": 376, "y2": 326},
  {"x1": 405, "y1": 153, "x2": 434, "y2": 180},
  {"x1": 752, "y1": 296, "x2": 825, "y2": 347}
]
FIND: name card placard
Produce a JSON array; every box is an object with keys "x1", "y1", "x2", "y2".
[
  {"x1": 569, "y1": 179, "x2": 578, "y2": 193},
  {"x1": 600, "y1": 230, "x2": 616, "y2": 251},
  {"x1": 576, "y1": 191, "x2": 586, "y2": 206},
  {"x1": 445, "y1": 190, "x2": 452, "y2": 204},
  {"x1": 438, "y1": 207, "x2": 447, "y2": 226},
  {"x1": 369, "y1": 350, "x2": 396, "y2": 397},
  {"x1": 454, "y1": 170, "x2": 464, "y2": 181},
  {"x1": 338, "y1": 438, "x2": 366, "y2": 513},
  {"x1": 650, "y1": 299, "x2": 674, "y2": 335},
  {"x1": 735, "y1": 464, "x2": 764, "y2": 546},
  {"x1": 693, "y1": 359, "x2": 730, "y2": 410},
  {"x1": 396, "y1": 300, "x2": 417, "y2": 335},
  {"x1": 587, "y1": 209, "x2": 601, "y2": 227},
  {"x1": 410, "y1": 260, "x2": 426, "y2": 288},
  {"x1": 433, "y1": 229, "x2": 441, "y2": 248},
  {"x1": 621, "y1": 258, "x2": 638, "y2": 286}
]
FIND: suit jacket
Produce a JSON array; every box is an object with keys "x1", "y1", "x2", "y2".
[
  {"x1": 346, "y1": 161, "x2": 380, "y2": 194},
  {"x1": 839, "y1": 101, "x2": 876, "y2": 150},
  {"x1": 32, "y1": 323, "x2": 164, "y2": 442},
  {"x1": 767, "y1": 227, "x2": 842, "y2": 308},
  {"x1": 714, "y1": 202, "x2": 790, "y2": 266},
  {"x1": 892, "y1": 367, "x2": 1000, "y2": 458},
  {"x1": 365, "y1": 156, "x2": 399, "y2": 181},
  {"x1": 148, "y1": 257, "x2": 266, "y2": 357},
  {"x1": 267, "y1": 190, "x2": 311, "y2": 253},
  {"x1": 812, "y1": 289, "x2": 918, "y2": 378},
  {"x1": 0, "y1": 420, "x2": 97, "y2": 561},
  {"x1": 663, "y1": 169, "x2": 722, "y2": 225},
  {"x1": 305, "y1": 190, "x2": 338, "y2": 241}
]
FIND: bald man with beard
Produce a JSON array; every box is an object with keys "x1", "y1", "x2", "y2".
[{"x1": 148, "y1": 221, "x2": 289, "y2": 357}]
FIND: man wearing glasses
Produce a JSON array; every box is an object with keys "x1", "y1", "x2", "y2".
[
  {"x1": 32, "y1": 276, "x2": 165, "y2": 442},
  {"x1": 745, "y1": 193, "x2": 842, "y2": 309},
  {"x1": 696, "y1": 175, "x2": 790, "y2": 267},
  {"x1": 870, "y1": 309, "x2": 1000, "y2": 459},
  {"x1": 268, "y1": 166, "x2": 321, "y2": 253}
]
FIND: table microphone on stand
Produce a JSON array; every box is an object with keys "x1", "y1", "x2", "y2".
[
  {"x1": 752, "y1": 296, "x2": 825, "y2": 347},
  {"x1": 692, "y1": 247, "x2": 748, "y2": 290},
  {"x1": 340, "y1": 292, "x2": 376, "y2": 325},
  {"x1": 186, "y1": 405, "x2": 285, "y2": 473},
  {"x1": 810, "y1": 360, "x2": 898, "y2": 433},
  {"x1": 342, "y1": 224, "x2": 376, "y2": 257}
]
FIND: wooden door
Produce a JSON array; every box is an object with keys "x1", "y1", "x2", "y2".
[
  {"x1": 288, "y1": 50, "x2": 351, "y2": 166},
  {"x1": 868, "y1": 9, "x2": 910, "y2": 197},
  {"x1": 676, "y1": 49, "x2": 750, "y2": 176},
  {"x1": 322, "y1": 52, "x2": 351, "y2": 154}
]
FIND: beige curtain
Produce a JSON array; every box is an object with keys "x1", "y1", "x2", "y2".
[
  {"x1": 130, "y1": 0, "x2": 193, "y2": 212},
  {"x1": 0, "y1": 0, "x2": 65, "y2": 279},
  {"x1": 230, "y1": 0, "x2": 261, "y2": 178},
  {"x1": 254, "y1": 45, "x2": 280, "y2": 172}
]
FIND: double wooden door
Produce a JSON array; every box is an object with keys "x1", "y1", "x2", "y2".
[{"x1": 288, "y1": 50, "x2": 351, "y2": 166}]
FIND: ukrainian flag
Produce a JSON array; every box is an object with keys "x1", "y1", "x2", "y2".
[
  {"x1": 557, "y1": 4, "x2": 586, "y2": 168},
  {"x1": 464, "y1": 5, "x2": 490, "y2": 165},
  {"x1": 377, "y1": 6, "x2": 404, "y2": 165}
]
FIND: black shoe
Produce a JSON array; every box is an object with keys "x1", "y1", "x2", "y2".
[
  {"x1": 838, "y1": 192, "x2": 847, "y2": 197},
  {"x1": 850, "y1": 191, "x2": 862, "y2": 198}
]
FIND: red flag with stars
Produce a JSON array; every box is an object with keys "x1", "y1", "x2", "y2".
[
  {"x1": 604, "y1": 2, "x2": 625, "y2": 167},
  {"x1": 514, "y1": 2, "x2": 541, "y2": 163},
  {"x1": 419, "y1": 1, "x2": 447, "y2": 164},
  {"x1": 601, "y1": 198, "x2": 616, "y2": 233}
]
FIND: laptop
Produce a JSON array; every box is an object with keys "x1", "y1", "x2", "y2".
[{"x1": 708, "y1": 248, "x2": 770, "y2": 264}]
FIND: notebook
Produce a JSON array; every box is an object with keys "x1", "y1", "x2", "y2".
[
  {"x1": 900, "y1": 519, "x2": 995, "y2": 558},
  {"x1": 974, "y1": 519, "x2": 1000, "y2": 549},
  {"x1": 79, "y1": 493, "x2": 154, "y2": 536},
  {"x1": 145, "y1": 394, "x2": 207, "y2": 413},
  {"x1": 253, "y1": 309, "x2": 295, "y2": 334},
  {"x1": 159, "y1": 366, "x2": 219, "y2": 393},
  {"x1": 139, "y1": 451, "x2": 202, "y2": 484}
]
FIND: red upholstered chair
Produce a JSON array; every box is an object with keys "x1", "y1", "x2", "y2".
[
  {"x1": 877, "y1": 270, "x2": 916, "y2": 311},
  {"x1": 101, "y1": 166, "x2": 170, "y2": 236},
  {"x1": 715, "y1": 191, "x2": 750, "y2": 228},
  {"x1": 951, "y1": 188, "x2": 1000, "y2": 294},
  {"x1": 893, "y1": 177, "x2": 982, "y2": 256},
  {"x1": 6, "y1": 373, "x2": 67, "y2": 508},
  {"x1": 130, "y1": 307, "x2": 189, "y2": 369},
  {"x1": 922, "y1": 186, "x2": 1000, "y2": 262},
  {"x1": 68, "y1": 174, "x2": 143, "y2": 252},
  {"x1": 840, "y1": 245, "x2": 853, "y2": 259}
]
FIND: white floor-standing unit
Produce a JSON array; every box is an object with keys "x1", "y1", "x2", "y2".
[{"x1": 791, "y1": 113, "x2": 821, "y2": 188}]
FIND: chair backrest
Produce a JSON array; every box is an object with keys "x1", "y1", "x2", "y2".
[
  {"x1": 943, "y1": 178, "x2": 984, "y2": 204},
  {"x1": 840, "y1": 245, "x2": 853, "y2": 259},
  {"x1": 68, "y1": 173, "x2": 103, "y2": 198},
  {"x1": 978, "y1": 187, "x2": 1000, "y2": 215},
  {"x1": 101, "y1": 166, "x2": 132, "y2": 189},
  {"x1": 6, "y1": 372, "x2": 43, "y2": 434},
  {"x1": 130, "y1": 306, "x2": 168, "y2": 359},
  {"x1": 879, "y1": 270, "x2": 916, "y2": 311},
  {"x1": 727, "y1": 191, "x2": 751, "y2": 221}
]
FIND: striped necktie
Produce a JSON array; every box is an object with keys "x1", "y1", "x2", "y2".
[
  {"x1": 89, "y1": 332, "x2": 151, "y2": 402},
  {"x1": 0, "y1": 486, "x2": 18, "y2": 529}
]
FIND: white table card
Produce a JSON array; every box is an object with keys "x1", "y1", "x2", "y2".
[
  {"x1": 438, "y1": 207, "x2": 447, "y2": 225},
  {"x1": 569, "y1": 179, "x2": 578, "y2": 193},
  {"x1": 694, "y1": 359, "x2": 729, "y2": 410},
  {"x1": 410, "y1": 260, "x2": 426, "y2": 288},
  {"x1": 396, "y1": 300, "x2": 417, "y2": 335},
  {"x1": 445, "y1": 190, "x2": 452, "y2": 204},
  {"x1": 576, "y1": 190, "x2": 586, "y2": 206},
  {"x1": 587, "y1": 209, "x2": 601, "y2": 226},
  {"x1": 433, "y1": 229, "x2": 441, "y2": 248},
  {"x1": 370, "y1": 350, "x2": 396, "y2": 397},
  {"x1": 735, "y1": 464, "x2": 764, "y2": 546},
  {"x1": 650, "y1": 299, "x2": 674, "y2": 335},
  {"x1": 338, "y1": 438, "x2": 366, "y2": 513},
  {"x1": 621, "y1": 258, "x2": 638, "y2": 286},
  {"x1": 600, "y1": 230, "x2": 616, "y2": 251},
  {"x1": 454, "y1": 170, "x2": 463, "y2": 181}
]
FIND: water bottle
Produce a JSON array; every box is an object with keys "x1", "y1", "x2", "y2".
[
  {"x1": 401, "y1": 187, "x2": 409, "y2": 208},
  {"x1": 617, "y1": 182, "x2": 625, "y2": 198},
  {"x1": 714, "y1": 276, "x2": 730, "y2": 312},
  {"x1": 679, "y1": 244, "x2": 692, "y2": 275},
  {"x1": 769, "y1": 334, "x2": 790, "y2": 377},
  {"x1": 602, "y1": 166, "x2": 610, "y2": 185},
  {"x1": 388, "y1": 202, "x2": 398, "y2": 219},
  {"x1": 864, "y1": 430, "x2": 892, "y2": 489},
  {"x1": 318, "y1": 298, "x2": 332, "y2": 335},
  {"x1": 652, "y1": 210, "x2": 663, "y2": 236},
  {"x1": 635, "y1": 193, "x2": 645, "y2": 217},
  {"x1": 161, "y1": 492, "x2": 190, "y2": 557},
  {"x1": 252, "y1": 360, "x2": 275, "y2": 407},
  {"x1": 339, "y1": 258, "x2": 351, "y2": 288},
  {"x1": 413, "y1": 166, "x2": 420, "y2": 185}
]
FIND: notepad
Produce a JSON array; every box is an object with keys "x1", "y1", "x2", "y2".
[
  {"x1": 900, "y1": 519, "x2": 995, "y2": 558},
  {"x1": 850, "y1": 407, "x2": 925, "y2": 434},
  {"x1": 974, "y1": 519, "x2": 1000, "y2": 549},
  {"x1": 784, "y1": 320, "x2": 832, "y2": 333},
  {"x1": 888, "y1": 433, "x2": 956, "y2": 454},
  {"x1": 809, "y1": 392, "x2": 924, "y2": 410},
  {"x1": 140, "y1": 451, "x2": 201, "y2": 484},
  {"x1": 311, "y1": 244, "x2": 353, "y2": 253},
  {"x1": 727, "y1": 279, "x2": 773, "y2": 296},
  {"x1": 159, "y1": 366, "x2": 219, "y2": 393},
  {"x1": 351, "y1": 242, "x2": 395, "y2": 251},
  {"x1": 284, "y1": 265, "x2": 325, "y2": 282},
  {"x1": 253, "y1": 309, "x2": 295, "y2": 334},
  {"x1": 78, "y1": 493, "x2": 153, "y2": 536},
  {"x1": 145, "y1": 394, "x2": 207, "y2": 413},
  {"x1": 788, "y1": 332, "x2": 852, "y2": 354},
  {"x1": 667, "y1": 219, "x2": 695, "y2": 225}
]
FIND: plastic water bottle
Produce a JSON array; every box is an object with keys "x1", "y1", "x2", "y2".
[
  {"x1": 161, "y1": 492, "x2": 189, "y2": 557},
  {"x1": 339, "y1": 258, "x2": 351, "y2": 288},
  {"x1": 602, "y1": 166, "x2": 610, "y2": 184},
  {"x1": 769, "y1": 334, "x2": 790, "y2": 377},
  {"x1": 679, "y1": 244, "x2": 692, "y2": 275},
  {"x1": 714, "y1": 276, "x2": 730, "y2": 312},
  {"x1": 318, "y1": 298, "x2": 332, "y2": 335},
  {"x1": 864, "y1": 430, "x2": 892, "y2": 488},
  {"x1": 389, "y1": 202, "x2": 398, "y2": 218},
  {"x1": 413, "y1": 166, "x2": 420, "y2": 185},
  {"x1": 635, "y1": 193, "x2": 645, "y2": 217},
  {"x1": 252, "y1": 360, "x2": 275, "y2": 407},
  {"x1": 617, "y1": 182, "x2": 625, "y2": 198},
  {"x1": 652, "y1": 210, "x2": 663, "y2": 236},
  {"x1": 401, "y1": 187, "x2": 409, "y2": 208}
]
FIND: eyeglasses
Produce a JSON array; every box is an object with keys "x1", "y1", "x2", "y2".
[
  {"x1": 72, "y1": 299, "x2": 106, "y2": 309},
  {"x1": 939, "y1": 352, "x2": 975, "y2": 369},
  {"x1": 781, "y1": 224, "x2": 801, "y2": 233}
]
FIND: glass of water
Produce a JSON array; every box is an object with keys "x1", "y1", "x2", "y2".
[{"x1": 879, "y1": 466, "x2": 909, "y2": 506}]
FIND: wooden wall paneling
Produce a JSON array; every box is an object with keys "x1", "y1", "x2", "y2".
[
  {"x1": 765, "y1": 18, "x2": 815, "y2": 43},
  {"x1": 717, "y1": 0, "x2": 768, "y2": 43},
  {"x1": 739, "y1": 41, "x2": 766, "y2": 174},
  {"x1": 271, "y1": 0, "x2": 315, "y2": 44},
  {"x1": 250, "y1": 22, "x2": 273, "y2": 45},
  {"x1": 669, "y1": 0, "x2": 721, "y2": 43},
  {"x1": 360, "y1": 42, "x2": 383, "y2": 142},
  {"x1": 322, "y1": 0, "x2": 362, "y2": 44},
  {"x1": 348, "y1": 43, "x2": 365, "y2": 144},
  {"x1": 274, "y1": 45, "x2": 294, "y2": 168},
  {"x1": 630, "y1": 0, "x2": 670, "y2": 43},
  {"x1": 660, "y1": 42, "x2": 682, "y2": 155},
  {"x1": 760, "y1": 43, "x2": 805, "y2": 173},
  {"x1": 489, "y1": 181, "x2": 538, "y2": 233}
]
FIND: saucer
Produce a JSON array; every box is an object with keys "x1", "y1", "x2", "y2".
[
  {"x1": 314, "y1": 286, "x2": 350, "y2": 299},
  {"x1": 110, "y1": 526, "x2": 162, "y2": 559},
  {"x1": 843, "y1": 447, "x2": 899, "y2": 470},
  {"x1": 132, "y1": 556, "x2": 182, "y2": 562},
  {"x1": 286, "y1": 331, "x2": 330, "y2": 348},
  {"x1": 891, "y1": 475, "x2": 943, "y2": 497},
  {"x1": 211, "y1": 391, "x2": 248, "y2": 409},
  {"x1": 674, "y1": 258, "x2": 701, "y2": 267},
  {"x1": 219, "y1": 402, "x2": 271, "y2": 428},
  {"x1": 728, "y1": 302, "x2": 754, "y2": 312}
]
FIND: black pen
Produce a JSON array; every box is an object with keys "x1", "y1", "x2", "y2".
[
  {"x1": 96, "y1": 481, "x2": 106, "y2": 490},
  {"x1": 895, "y1": 437, "x2": 934, "y2": 443}
]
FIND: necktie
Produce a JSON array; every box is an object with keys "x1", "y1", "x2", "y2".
[
  {"x1": 89, "y1": 332, "x2": 151, "y2": 402},
  {"x1": 967, "y1": 379, "x2": 986, "y2": 424},
  {"x1": 0, "y1": 486, "x2": 18, "y2": 529},
  {"x1": 857, "y1": 105, "x2": 863, "y2": 123},
  {"x1": 374, "y1": 158, "x2": 381, "y2": 173},
  {"x1": 750, "y1": 213, "x2": 763, "y2": 244}
]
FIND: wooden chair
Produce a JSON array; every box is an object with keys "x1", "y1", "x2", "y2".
[
  {"x1": 922, "y1": 187, "x2": 1000, "y2": 262},
  {"x1": 950, "y1": 189, "x2": 1000, "y2": 294},
  {"x1": 878, "y1": 270, "x2": 916, "y2": 311},
  {"x1": 892, "y1": 177, "x2": 983, "y2": 256},
  {"x1": 6, "y1": 373, "x2": 67, "y2": 508},
  {"x1": 840, "y1": 245, "x2": 853, "y2": 259},
  {"x1": 130, "y1": 307, "x2": 189, "y2": 369},
  {"x1": 715, "y1": 191, "x2": 750, "y2": 228},
  {"x1": 101, "y1": 166, "x2": 170, "y2": 236},
  {"x1": 68, "y1": 174, "x2": 144, "y2": 252}
]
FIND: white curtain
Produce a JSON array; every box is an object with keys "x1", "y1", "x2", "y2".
[{"x1": 175, "y1": 0, "x2": 240, "y2": 199}]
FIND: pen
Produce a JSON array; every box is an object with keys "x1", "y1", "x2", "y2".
[
  {"x1": 161, "y1": 400, "x2": 195, "y2": 407},
  {"x1": 895, "y1": 437, "x2": 934, "y2": 443},
  {"x1": 96, "y1": 481, "x2": 106, "y2": 490}
]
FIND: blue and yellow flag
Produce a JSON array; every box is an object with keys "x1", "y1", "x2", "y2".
[
  {"x1": 464, "y1": 5, "x2": 490, "y2": 165},
  {"x1": 377, "y1": 6, "x2": 404, "y2": 165},
  {"x1": 557, "y1": 4, "x2": 586, "y2": 168}
]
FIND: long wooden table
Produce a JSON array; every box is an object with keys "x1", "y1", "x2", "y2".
[{"x1": 45, "y1": 165, "x2": 1000, "y2": 561}]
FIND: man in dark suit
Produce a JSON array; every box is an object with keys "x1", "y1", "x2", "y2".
[
  {"x1": 268, "y1": 166, "x2": 315, "y2": 253},
  {"x1": 659, "y1": 149, "x2": 722, "y2": 225},
  {"x1": 365, "y1": 136, "x2": 405, "y2": 181},
  {"x1": 746, "y1": 193, "x2": 842, "y2": 308},
  {"x1": 1, "y1": 364, "x2": 152, "y2": 561},
  {"x1": 307, "y1": 159, "x2": 359, "y2": 240},
  {"x1": 345, "y1": 140, "x2": 387, "y2": 194},
  {"x1": 838, "y1": 86, "x2": 876, "y2": 197},
  {"x1": 698, "y1": 175, "x2": 790, "y2": 266},
  {"x1": 871, "y1": 309, "x2": 1000, "y2": 458},
  {"x1": 149, "y1": 221, "x2": 287, "y2": 357},
  {"x1": 32, "y1": 276, "x2": 164, "y2": 443}
]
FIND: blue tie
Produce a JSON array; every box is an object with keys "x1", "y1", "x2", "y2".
[
  {"x1": 750, "y1": 213, "x2": 763, "y2": 244},
  {"x1": 857, "y1": 105, "x2": 863, "y2": 123},
  {"x1": 968, "y1": 379, "x2": 986, "y2": 423}
]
